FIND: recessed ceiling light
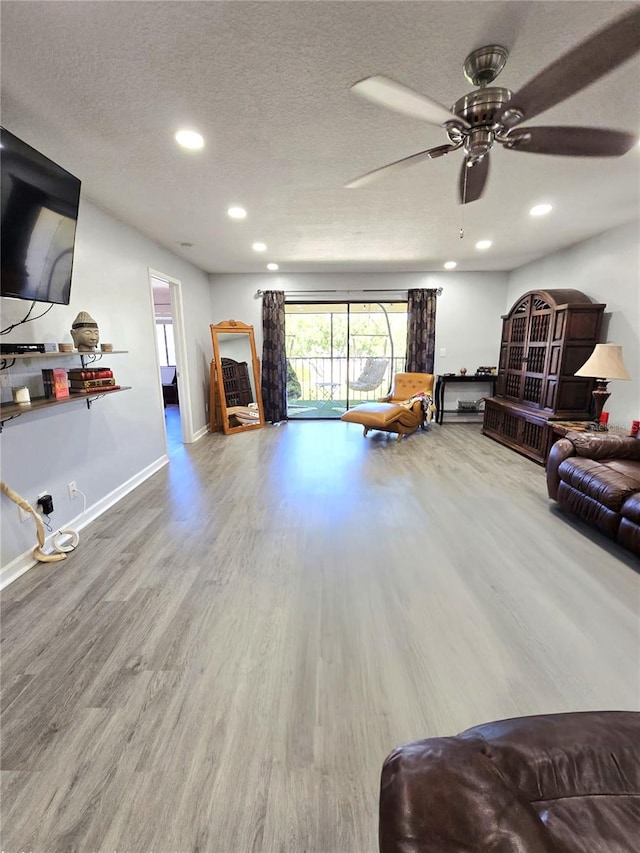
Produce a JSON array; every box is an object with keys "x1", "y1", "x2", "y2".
[
  {"x1": 175, "y1": 129, "x2": 204, "y2": 150},
  {"x1": 252, "y1": 242, "x2": 267, "y2": 252},
  {"x1": 444, "y1": 261, "x2": 457, "y2": 270},
  {"x1": 227, "y1": 206, "x2": 247, "y2": 219},
  {"x1": 475, "y1": 240, "x2": 492, "y2": 250},
  {"x1": 530, "y1": 203, "x2": 553, "y2": 217},
  {"x1": 267, "y1": 263, "x2": 279, "y2": 271}
]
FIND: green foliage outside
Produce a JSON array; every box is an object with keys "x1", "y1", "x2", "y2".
[
  {"x1": 286, "y1": 304, "x2": 407, "y2": 359},
  {"x1": 285, "y1": 303, "x2": 408, "y2": 405}
]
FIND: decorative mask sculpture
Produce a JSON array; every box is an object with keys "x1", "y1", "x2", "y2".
[{"x1": 70, "y1": 311, "x2": 100, "y2": 351}]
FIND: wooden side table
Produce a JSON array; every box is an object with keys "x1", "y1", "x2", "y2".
[{"x1": 434, "y1": 374, "x2": 497, "y2": 424}]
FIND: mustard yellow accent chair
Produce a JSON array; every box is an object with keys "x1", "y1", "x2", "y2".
[
  {"x1": 378, "y1": 372, "x2": 435, "y2": 405},
  {"x1": 341, "y1": 372, "x2": 435, "y2": 441}
]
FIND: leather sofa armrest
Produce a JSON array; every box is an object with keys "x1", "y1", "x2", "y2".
[
  {"x1": 546, "y1": 438, "x2": 576, "y2": 500},
  {"x1": 379, "y1": 737, "x2": 556, "y2": 853}
]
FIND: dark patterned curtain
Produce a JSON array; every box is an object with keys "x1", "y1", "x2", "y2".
[
  {"x1": 405, "y1": 289, "x2": 437, "y2": 373},
  {"x1": 261, "y1": 290, "x2": 288, "y2": 423}
]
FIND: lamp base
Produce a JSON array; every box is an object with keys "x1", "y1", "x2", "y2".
[{"x1": 592, "y1": 380, "x2": 610, "y2": 424}]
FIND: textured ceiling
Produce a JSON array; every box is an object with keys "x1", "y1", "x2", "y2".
[{"x1": 2, "y1": 1, "x2": 639, "y2": 274}]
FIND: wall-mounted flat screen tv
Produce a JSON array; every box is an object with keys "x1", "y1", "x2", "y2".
[{"x1": 1, "y1": 127, "x2": 81, "y2": 305}]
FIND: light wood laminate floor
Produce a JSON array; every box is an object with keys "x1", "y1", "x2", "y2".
[{"x1": 2, "y1": 422, "x2": 639, "y2": 852}]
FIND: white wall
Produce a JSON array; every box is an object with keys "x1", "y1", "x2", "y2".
[
  {"x1": 1, "y1": 199, "x2": 212, "y2": 580},
  {"x1": 209, "y1": 271, "x2": 509, "y2": 410},
  {"x1": 506, "y1": 220, "x2": 640, "y2": 429}
]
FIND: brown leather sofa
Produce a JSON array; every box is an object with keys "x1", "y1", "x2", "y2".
[
  {"x1": 379, "y1": 711, "x2": 640, "y2": 852},
  {"x1": 341, "y1": 373, "x2": 435, "y2": 441},
  {"x1": 546, "y1": 431, "x2": 640, "y2": 555}
]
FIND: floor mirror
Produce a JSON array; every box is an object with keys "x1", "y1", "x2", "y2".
[{"x1": 210, "y1": 320, "x2": 265, "y2": 434}]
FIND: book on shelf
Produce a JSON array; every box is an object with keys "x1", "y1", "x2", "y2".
[
  {"x1": 42, "y1": 368, "x2": 70, "y2": 399},
  {"x1": 70, "y1": 384, "x2": 121, "y2": 395},
  {"x1": 67, "y1": 368, "x2": 113, "y2": 380},
  {"x1": 69, "y1": 378, "x2": 117, "y2": 390}
]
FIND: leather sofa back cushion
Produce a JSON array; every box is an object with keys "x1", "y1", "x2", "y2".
[
  {"x1": 558, "y1": 457, "x2": 640, "y2": 511},
  {"x1": 568, "y1": 431, "x2": 640, "y2": 461}
]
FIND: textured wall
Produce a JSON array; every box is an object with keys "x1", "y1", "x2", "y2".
[
  {"x1": 209, "y1": 270, "x2": 509, "y2": 374},
  {"x1": 506, "y1": 220, "x2": 640, "y2": 429},
  {"x1": 1, "y1": 199, "x2": 212, "y2": 573}
]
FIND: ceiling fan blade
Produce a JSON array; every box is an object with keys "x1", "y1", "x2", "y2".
[
  {"x1": 345, "y1": 144, "x2": 457, "y2": 189},
  {"x1": 351, "y1": 75, "x2": 469, "y2": 128},
  {"x1": 459, "y1": 155, "x2": 490, "y2": 204},
  {"x1": 499, "y1": 7, "x2": 640, "y2": 127},
  {"x1": 505, "y1": 126, "x2": 639, "y2": 156}
]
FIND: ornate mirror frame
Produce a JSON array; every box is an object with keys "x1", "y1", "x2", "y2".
[{"x1": 210, "y1": 320, "x2": 265, "y2": 435}]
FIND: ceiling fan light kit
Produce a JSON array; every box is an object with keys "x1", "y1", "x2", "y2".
[
  {"x1": 347, "y1": 7, "x2": 640, "y2": 204},
  {"x1": 530, "y1": 203, "x2": 553, "y2": 217}
]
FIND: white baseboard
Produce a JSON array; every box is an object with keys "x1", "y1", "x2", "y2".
[
  {"x1": 191, "y1": 424, "x2": 209, "y2": 442},
  {"x1": 0, "y1": 455, "x2": 169, "y2": 591}
]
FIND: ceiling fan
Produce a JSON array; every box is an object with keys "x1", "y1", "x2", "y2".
[{"x1": 345, "y1": 7, "x2": 640, "y2": 204}]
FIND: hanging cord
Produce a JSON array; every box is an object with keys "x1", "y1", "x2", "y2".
[
  {"x1": 1, "y1": 481, "x2": 66, "y2": 562},
  {"x1": 53, "y1": 488, "x2": 86, "y2": 553},
  {"x1": 0, "y1": 301, "x2": 55, "y2": 335},
  {"x1": 0, "y1": 481, "x2": 83, "y2": 562}
]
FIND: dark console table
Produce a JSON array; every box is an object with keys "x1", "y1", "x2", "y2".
[{"x1": 435, "y1": 374, "x2": 498, "y2": 425}]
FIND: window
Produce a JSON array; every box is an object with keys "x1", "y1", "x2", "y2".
[{"x1": 156, "y1": 322, "x2": 176, "y2": 367}]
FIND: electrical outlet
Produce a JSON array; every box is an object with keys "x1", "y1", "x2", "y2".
[
  {"x1": 18, "y1": 506, "x2": 30, "y2": 523},
  {"x1": 68, "y1": 481, "x2": 78, "y2": 500},
  {"x1": 439, "y1": 348, "x2": 446, "y2": 357},
  {"x1": 0, "y1": 374, "x2": 10, "y2": 388}
]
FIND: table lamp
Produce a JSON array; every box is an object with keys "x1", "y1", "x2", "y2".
[{"x1": 574, "y1": 343, "x2": 630, "y2": 429}]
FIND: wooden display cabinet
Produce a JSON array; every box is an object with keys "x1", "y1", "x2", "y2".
[{"x1": 482, "y1": 289, "x2": 605, "y2": 463}]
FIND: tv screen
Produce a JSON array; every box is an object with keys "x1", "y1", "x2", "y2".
[{"x1": 1, "y1": 127, "x2": 81, "y2": 305}]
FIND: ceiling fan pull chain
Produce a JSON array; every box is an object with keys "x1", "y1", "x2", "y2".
[{"x1": 459, "y1": 161, "x2": 468, "y2": 236}]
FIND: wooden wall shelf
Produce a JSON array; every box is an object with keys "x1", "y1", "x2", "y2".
[
  {"x1": 0, "y1": 350, "x2": 131, "y2": 431},
  {"x1": 0, "y1": 350, "x2": 127, "y2": 367},
  {"x1": 0, "y1": 387, "x2": 131, "y2": 430}
]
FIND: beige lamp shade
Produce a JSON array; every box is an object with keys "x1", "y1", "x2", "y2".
[{"x1": 575, "y1": 344, "x2": 630, "y2": 380}]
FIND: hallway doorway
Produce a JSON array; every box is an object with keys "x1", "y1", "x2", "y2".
[{"x1": 149, "y1": 270, "x2": 192, "y2": 449}]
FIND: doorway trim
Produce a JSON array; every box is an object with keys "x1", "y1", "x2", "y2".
[{"x1": 148, "y1": 268, "x2": 194, "y2": 444}]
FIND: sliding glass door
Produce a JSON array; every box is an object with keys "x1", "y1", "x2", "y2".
[{"x1": 285, "y1": 302, "x2": 407, "y2": 419}]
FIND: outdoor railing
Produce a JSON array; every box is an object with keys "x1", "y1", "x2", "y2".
[{"x1": 286, "y1": 356, "x2": 406, "y2": 407}]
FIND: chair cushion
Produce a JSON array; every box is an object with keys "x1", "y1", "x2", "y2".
[
  {"x1": 341, "y1": 402, "x2": 419, "y2": 429},
  {"x1": 387, "y1": 372, "x2": 434, "y2": 402}
]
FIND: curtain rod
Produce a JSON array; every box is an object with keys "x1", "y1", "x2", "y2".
[{"x1": 255, "y1": 287, "x2": 443, "y2": 297}]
